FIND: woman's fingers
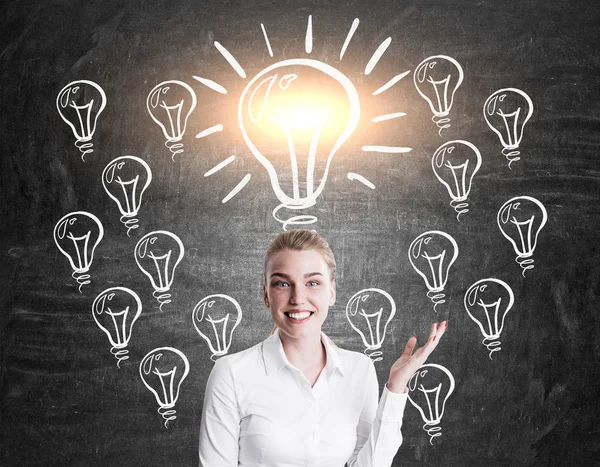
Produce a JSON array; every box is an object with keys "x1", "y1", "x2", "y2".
[{"x1": 402, "y1": 335, "x2": 417, "y2": 358}]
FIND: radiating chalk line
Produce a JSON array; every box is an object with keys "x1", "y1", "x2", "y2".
[
  {"x1": 347, "y1": 172, "x2": 375, "y2": 189},
  {"x1": 362, "y1": 145, "x2": 412, "y2": 153},
  {"x1": 373, "y1": 70, "x2": 411, "y2": 95},
  {"x1": 260, "y1": 23, "x2": 274, "y2": 57},
  {"x1": 205, "y1": 155, "x2": 236, "y2": 177},
  {"x1": 192, "y1": 76, "x2": 228, "y2": 94},
  {"x1": 365, "y1": 37, "x2": 392, "y2": 75},
  {"x1": 196, "y1": 124, "x2": 224, "y2": 139},
  {"x1": 222, "y1": 174, "x2": 251, "y2": 203},
  {"x1": 214, "y1": 41, "x2": 246, "y2": 78},
  {"x1": 372, "y1": 112, "x2": 407, "y2": 123},
  {"x1": 340, "y1": 18, "x2": 359, "y2": 60},
  {"x1": 305, "y1": 15, "x2": 313, "y2": 54}
]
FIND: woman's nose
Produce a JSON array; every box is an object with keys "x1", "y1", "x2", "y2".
[{"x1": 290, "y1": 287, "x2": 307, "y2": 305}]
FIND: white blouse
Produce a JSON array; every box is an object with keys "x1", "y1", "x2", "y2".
[{"x1": 198, "y1": 329, "x2": 408, "y2": 466}]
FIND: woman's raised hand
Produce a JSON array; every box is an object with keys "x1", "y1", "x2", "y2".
[{"x1": 386, "y1": 321, "x2": 448, "y2": 394}]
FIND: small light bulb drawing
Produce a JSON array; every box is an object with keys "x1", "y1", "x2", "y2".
[
  {"x1": 102, "y1": 155, "x2": 152, "y2": 236},
  {"x1": 408, "y1": 363, "x2": 455, "y2": 445},
  {"x1": 408, "y1": 230, "x2": 459, "y2": 311},
  {"x1": 53, "y1": 211, "x2": 104, "y2": 292},
  {"x1": 56, "y1": 80, "x2": 106, "y2": 161},
  {"x1": 413, "y1": 55, "x2": 464, "y2": 136},
  {"x1": 139, "y1": 347, "x2": 190, "y2": 428},
  {"x1": 497, "y1": 195, "x2": 547, "y2": 277},
  {"x1": 432, "y1": 140, "x2": 482, "y2": 221},
  {"x1": 92, "y1": 287, "x2": 142, "y2": 367},
  {"x1": 147, "y1": 80, "x2": 197, "y2": 160},
  {"x1": 464, "y1": 278, "x2": 514, "y2": 360},
  {"x1": 135, "y1": 230, "x2": 185, "y2": 311},
  {"x1": 345, "y1": 288, "x2": 396, "y2": 362},
  {"x1": 192, "y1": 294, "x2": 243, "y2": 361},
  {"x1": 238, "y1": 59, "x2": 360, "y2": 229},
  {"x1": 483, "y1": 88, "x2": 533, "y2": 169}
]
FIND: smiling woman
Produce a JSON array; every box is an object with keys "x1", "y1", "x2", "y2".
[{"x1": 198, "y1": 230, "x2": 447, "y2": 467}]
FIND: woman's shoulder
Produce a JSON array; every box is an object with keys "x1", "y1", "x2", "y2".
[
  {"x1": 328, "y1": 339, "x2": 374, "y2": 371},
  {"x1": 210, "y1": 338, "x2": 266, "y2": 376}
]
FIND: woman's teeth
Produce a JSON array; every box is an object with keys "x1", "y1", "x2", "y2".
[{"x1": 287, "y1": 312, "x2": 311, "y2": 320}]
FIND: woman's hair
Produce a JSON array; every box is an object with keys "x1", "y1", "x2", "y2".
[{"x1": 264, "y1": 229, "x2": 336, "y2": 283}]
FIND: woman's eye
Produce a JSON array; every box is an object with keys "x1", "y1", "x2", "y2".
[
  {"x1": 273, "y1": 281, "x2": 290, "y2": 287},
  {"x1": 307, "y1": 280, "x2": 320, "y2": 287}
]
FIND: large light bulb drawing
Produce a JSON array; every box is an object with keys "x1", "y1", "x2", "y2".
[
  {"x1": 238, "y1": 59, "x2": 360, "y2": 229},
  {"x1": 345, "y1": 288, "x2": 396, "y2": 362},
  {"x1": 56, "y1": 80, "x2": 106, "y2": 160},
  {"x1": 192, "y1": 294, "x2": 243, "y2": 361},
  {"x1": 484, "y1": 88, "x2": 533, "y2": 168},
  {"x1": 464, "y1": 278, "x2": 515, "y2": 359},
  {"x1": 135, "y1": 230, "x2": 184, "y2": 311},
  {"x1": 102, "y1": 155, "x2": 152, "y2": 236},
  {"x1": 92, "y1": 287, "x2": 142, "y2": 367},
  {"x1": 53, "y1": 211, "x2": 104, "y2": 292},
  {"x1": 414, "y1": 55, "x2": 464, "y2": 136},
  {"x1": 139, "y1": 347, "x2": 189, "y2": 428},
  {"x1": 432, "y1": 140, "x2": 482, "y2": 221},
  {"x1": 408, "y1": 363, "x2": 455, "y2": 445},
  {"x1": 147, "y1": 80, "x2": 197, "y2": 160},
  {"x1": 408, "y1": 230, "x2": 459, "y2": 311},
  {"x1": 497, "y1": 195, "x2": 547, "y2": 277}
]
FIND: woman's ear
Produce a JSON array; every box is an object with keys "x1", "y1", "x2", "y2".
[
  {"x1": 329, "y1": 280, "x2": 336, "y2": 306},
  {"x1": 263, "y1": 283, "x2": 270, "y2": 308}
]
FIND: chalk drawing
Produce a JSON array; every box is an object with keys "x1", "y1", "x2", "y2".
[
  {"x1": 53, "y1": 211, "x2": 104, "y2": 292},
  {"x1": 139, "y1": 347, "x2": 189, "y2": 428},
  {"x1": 432, "y1": 140, "x2": 482, "y2": 220},
  {"x1": 413, "y1": 55, "x2": 464, "y2": 135},
  {"x1": 497, "y1": 195, "x2": 547, "y2": 277},
  {"x1": 464, "y1": 278, "x2": 515, "y2": 359},
  {"x1": 192, "y1": 294, "x2": 243, "y2": 361},
  {"x1": 56, "y1": 80, "x2": 106, "y2": 160},
  {"x1": 135, "y1": 230, "x2": 184, "y2": 311},
  {"x1": 345, "y1": 288, "x2": 396, "y2": 362},
  {"x1": 92, "y1": 287, "x2": 142, "y2": 367},
  {"x1": 484, "y1": 88, "x2": 533, "y2": 168},
  {"x1": 102, "y1": 155, "x2": 152, "y2": 236},
  {"x1": 147, "y1": 80, "x2": 197, "y2": 160},
  {"x1": 408, "y1": 363, "x2": 455, "y2": 445},
  {"x1": 409, "y1": 230, "x2": 458, "y2": 311}
]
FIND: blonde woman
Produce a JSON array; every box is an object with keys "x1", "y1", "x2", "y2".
[{"x1": 199, "y1": 229, "x2": 447, "y2": 466}]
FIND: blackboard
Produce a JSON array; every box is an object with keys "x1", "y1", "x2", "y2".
[{"x1": 1, "y1": 0, "x2": 599, "y2": 465}]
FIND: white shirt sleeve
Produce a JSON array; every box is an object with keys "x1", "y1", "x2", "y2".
[
  {"x1": 198, "y1": 358, "x2": 240, "y2": 467},
  {"x1": 346, "y1": 359, "x2": 408, "y2": 467}
]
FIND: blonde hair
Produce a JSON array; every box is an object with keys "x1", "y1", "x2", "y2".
[{"x1": 265, "y1": 229, "x2": 337, "y2": 341}]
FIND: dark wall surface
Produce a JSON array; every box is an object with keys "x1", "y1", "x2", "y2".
[{"x1": 1, "y1": 0, "x2": 599, "y2": 465}]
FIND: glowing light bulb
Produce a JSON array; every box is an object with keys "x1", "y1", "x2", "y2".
[
  {"x1": 102, "y1": 155, "x2": 152, "y2": 236},
  {"x1": 497, "y1": 195, "x2": 547, "y2": 277},
  {"x1": 92, "y1": 287, "x2": 142, "y2": 367},
  {"x1": 53, "y1": 211, "x2": 104, "y2": 292},
  {"x1": 464, "y1": 278, "x2": 515, "y2": 359},
  {"x1": 484, "y1": 88, "x2": 534, "y2": 168},
  {"x1": 408, "y1": 363, "x2": 455, "y2": 445},
  {"x1": 432, "y1": 140, "x2": 482, "y2": 220},
  {"x1": 408, "y1": 230, "x2": 459, "y2": 311},
  {"x1": 147, "y1": 80, "x2": 197, "y2": 159},
  {"x1": 345, "y1": 288, "x2": 396, "y2": 362},
  {"x1": 135, "y1": 230, "x2": 184, "y2": 311},
  {"x1": 56, "y1": 80, "x2": 106, "y2": 160},
  {"x1": 139, "y1": 347, "x2": 190, "y2": 428},
  {"x1": 238, "y1": 58, "x2": 360, "y2": 229},
  {"x1": 192, "y1": 294, "x2": 242, "y2": 361},
  {"x1": 413, "y1": 55, "x2": 464, "y2": 135}
]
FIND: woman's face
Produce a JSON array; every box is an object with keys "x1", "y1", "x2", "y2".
[{"x1": 264, "y1": 248, "x2": 336, "y2": 342}]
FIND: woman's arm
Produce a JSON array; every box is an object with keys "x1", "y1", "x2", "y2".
[{"x1": 198, "y1": 358, "x2": 240, "y2": 467}]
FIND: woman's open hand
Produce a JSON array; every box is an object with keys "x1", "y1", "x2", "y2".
[{"x1": 386, "y1": 321, "x2": 447, "y2": 394}]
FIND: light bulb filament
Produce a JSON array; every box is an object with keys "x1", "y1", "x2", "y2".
[
  {"x1": 422, "y1": 251, "x2": 447, "y2": 290},
  {"x1": 105, "y1": 306, "x2": 129, "y2": 347},
  {"x1": 497, "y1": 108, "x2": 522, "y2": 147},
  {"x1": 426, "y1": 75, "x2": 451, "y2": 115},
  {"x1": 206, "y1": 314, "x2": 230, "y2": 353},
  {"x1": 510, "y1": 216, "x2": 535, "y2": 255},
  {"x1": 66, "y1": 231, "x2": 91, "y2": 271},
  {"x1": 152, "y1": 367, "x2": 177, "y2": 407},
  {"x1": 147, "y1": 251, "x2": 173, "y2": 290},
  {"x1": 358, "y1": 308, "x2": 384, "y2": 348},
  {"x1": 444, "y1": 160, "x2": 469, "y2": 200},
  {"x1": 419, "y1": 383, "x2": 443, "y2": 423},
  {"x1": 69, "y1": 100, "x2": 94, "y2": 139},
  {"x1": 476, "y1": 298, "x2": 503, "y2": 338},
  {"x1": 115, "y1": 176, "x2": 141, "y2": 215},
  {"x1": 160, "y1": 100, "x2": 185, "y2": 140}
]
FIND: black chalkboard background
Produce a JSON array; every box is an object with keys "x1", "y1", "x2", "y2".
[{"x1": 1, "y1": 0, "x2": 599, "y2": 465}]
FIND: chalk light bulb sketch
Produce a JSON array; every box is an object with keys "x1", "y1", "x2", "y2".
[
  {"x1": 139, "y1": 347, "x2": 190, "y2": 428},
  {"x1": 484, "y1": 88, "x2": 533, "y2": 168},
  {"x1": 56, "y1": 80, "x2": 106, "y2": 160},
  {"x1": 192, "y1": 294, "x2": 243, "y2": 361},
  {"x1": 147, "y1": 80, "x2": 197, "y2": 160},
  {"x1": 432, "y1": 140, "x2": 482, "y2": 221},
  {"x1": 135, "y1": 230, "x2": 185, "y2": 311},
  {"x1": 464, "y1": 278, "x2": 515, "y2": 360},
  {"x1": 408, "y1": 363, "x2": 455, "y2": 445},
  {"x1": 53, "y1": 211, "x2": 104, "y2": 292},
  {"x1": 497, "y1": 195, "x2": 547, "y2": 277},
  {"x1": 92, "y1": 287, "x2": 142, "y2": 367},
  {"x1": 409, "y1": 230, "x2": 459, "y2": 311},
  {"x1": 345, "y1": 288, "x2": 396, "y2": 362},
  {"x1": 102, "y1": 155, "x2": 152, "y2": 236},
  {"x1": 414, "y1": 55, "x2": 464, "y2": 135},
  {"x1": 193, "y1": 16, "x2": 413, "y2": 228}
]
